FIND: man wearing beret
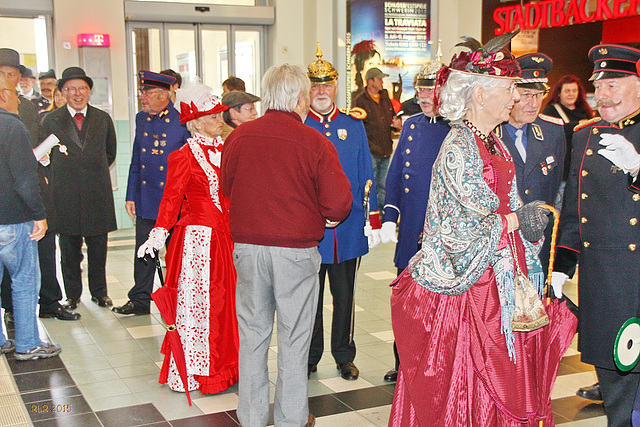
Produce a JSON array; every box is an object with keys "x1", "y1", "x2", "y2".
[
  {"x1": 305, "y1": 45, "x2": 381, "y2": 381},
  {"x1": 41, "y1": 66, "x2": 117, "y2": 311},
  {"x1": 221, "y1": 90, "x2": 260, "y2": 141},
  {"x1": 113, "y1": 71, "x2": 189, "y2": 315},
  {"x1": 495, "y1": 52, "x2": 566, "y2": 274},
  {"x1": 32, "y1": 69, "x2": 56, "y2": 113},
  {"x1": 553, "y1": 44, "x2": 640, "y2": 426}
]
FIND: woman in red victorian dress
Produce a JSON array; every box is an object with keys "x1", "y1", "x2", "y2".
[
  {"x1": 388, "y1": 33, "x2": 577, "y2": 426},
  {"x1": 138, "y1": 81, "x2": 238, "y2": 394}
]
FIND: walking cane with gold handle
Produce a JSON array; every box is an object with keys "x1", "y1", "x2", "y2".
[{"x1": 539, "y1": 204, "x2": 559, "y2": 304}]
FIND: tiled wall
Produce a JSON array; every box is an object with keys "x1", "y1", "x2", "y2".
[{"x1": 112, "y1": 119, "x2": 134, "y2": 230}]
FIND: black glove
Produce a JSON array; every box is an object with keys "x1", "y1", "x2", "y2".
[{"x1": 515, "y1": 200, "x2": 549, "y2": 242}]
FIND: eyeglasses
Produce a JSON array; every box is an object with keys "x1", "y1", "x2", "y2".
[
  {"x1": 519, "y1": 91, "x2": 546, "y2": 102},
  {"x1": 64, "y1": 86, "x2": 90, "y2": 95},
  {"x1": 138, "y1": 89, "x2": 161, "y2": 98}
]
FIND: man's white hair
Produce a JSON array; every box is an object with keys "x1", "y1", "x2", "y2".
[{"x1": 261, "y1": 64, "x2": 310, "y2": 112}]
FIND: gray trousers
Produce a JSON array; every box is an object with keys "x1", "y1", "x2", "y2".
[{"x1": 233, "y1": 243, "x2": 321, "y2": 427}]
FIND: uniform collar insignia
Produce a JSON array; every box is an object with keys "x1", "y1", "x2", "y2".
[
  {"x1": 158, "y1": 108, "x2": 170, "y2": 119},
  {"x1": 308, "y1": 104, "x2": 337, "y2": 123},
  {"x1": 616, "y1": 107, "x2": 640, "y2": 128},
  {"x1": 532, "y1": 123, "x2": 543, "y2": 140}
]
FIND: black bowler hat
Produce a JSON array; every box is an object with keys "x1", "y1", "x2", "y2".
[
  {"x1": 588, "y1": 44, "x2": 640, "y2": 81},
  {"x1": 0, "y1": 48, "x2": 26, "y2": 74},
  {"x1": 39, "y1": 69, "x2": 56, "y2": 80},
  {"x1": 516, "y1": 53, "x2": 553, "y2": 91},
  {"x1": 57, "y1": 67, "x2": 93, "y2": 91},
  {"x1": 138, "y1": 70, "x2": 176, "y2": 90},
  {"x1": 22, "y1": 68, "x2": 36, "y2": 79}
]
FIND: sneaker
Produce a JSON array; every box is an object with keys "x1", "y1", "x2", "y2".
[
  {"x1": 15, "y1": 343, "x2": 62, "y2": 361},
  {"x1": 0, "y1": 340, "x2": 15, "y2": 354}
]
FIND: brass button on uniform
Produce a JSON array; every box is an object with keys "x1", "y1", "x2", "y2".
[
  {"x1": 143, "y1": 132, "x2": 148, "y2": 136},
  {"x1": 631, "y1": 218, "x2": 638, "y2": 225},
  {"x1": 159, "y1": 150, "x2": 164, "y2": 154},
  {"x1": 408, "y1": 136, "x2": 413, "y2": 141},
  {"x1": 142, "y1": 148, "x2": 146, "y2": 153},
  {"x1": 630, "y1": 244, "x2": 637, "y2": 251},
  {"x1": 405, "y1": 161, "x2": 410, "y2": 167},
  {"x1": 524, "y1": 189, "x2": 530, "y2": 195},
  {"x1": 147, "y1": 117, "x2": 151, "y2": 121},
  {"x1": 586, "y1": 149, "x2": 593, "y2": 156},
  {"x1": 581, "y1": 170, "x2": 588, "y2": 177},
  {"x1": 326, "y1": 132, "x2": 331, "y2": 137},
  {"x1": 141, "y1": 165, "x2": 146, "y2": 169},
  {"x1": 324, "y1": 124, "x2": 329, "y2": 128},
  {"x1": 410, "y1": 124, "x2": 415, "y2": 129},
  {"x1": 159, "y1": 182, "x2": 164, "y2": 187},
  {"x1": 592, "y1": 128, "x2": 599, "y2": 135},
  {"x1": 404, "y1": 188, "x2": 410, "y2": 193},
  {"x1": 159, "y1": 166, "x2": 164, "y2": 171},
  {"x1": 634, "y1": 194, "x2": 640, "y2": 201},
  {"x1": 581, "y1": 217, "x2": 588, "y2": 223},
  {"x1": 165, "y1": 118, "x2": 170, "y2": 123},
  {"x1": 405, "y1": 149, "x2": 411, "y2": 154},
  {"x1": 404, "y1": 174, "x2": 409, "y2": 180},
  {"x1": 142, "y1": 180, "x2": 147, "y2": 185},
  {"x1": 162, "y1": 133, "x2": 167, "y2": 137},
  {"x1": 583, "y1": 241, "x2": 590, "y2": 247},
  {"x1": 581, "y1": 193, "x2": 588, "y2": 200}
]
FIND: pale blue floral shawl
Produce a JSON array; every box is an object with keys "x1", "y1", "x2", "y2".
[{"x1": 408, "y1": 122, "x2": 544, "y2": 361}]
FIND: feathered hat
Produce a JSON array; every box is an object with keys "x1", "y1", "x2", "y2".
[{"x1": 174, "y1": 79, "x2": 228, "y2": 124}]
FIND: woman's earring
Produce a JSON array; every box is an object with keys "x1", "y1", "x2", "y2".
[{"x1": 480, "y1": 102, "x2": 484, "y2": 110}]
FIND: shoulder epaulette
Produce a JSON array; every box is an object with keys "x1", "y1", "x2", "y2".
[
  {"x1": 538, "y1": 114, "x2": 564, "y2": 126},
  {"x1": 573, "y1": 116, "x2": 601, "y2": 132},
  {"x1": 338, "y1": 107, "x2": 367, "y2": 120}
]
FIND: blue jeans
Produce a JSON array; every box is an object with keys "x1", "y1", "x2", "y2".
[
  {"x1": 0, "y1": 222, "x2": 43, "y2": 352},
  {"x1": 372, "y1": 156, "x2": 390, "y2": 214}
]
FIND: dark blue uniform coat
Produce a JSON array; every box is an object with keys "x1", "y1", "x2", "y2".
[
  {"x1": 496, "y1": 114, "x2": 566, "y2": 272},
  {"x1": 125, "y1": 101, "x2": 189, "y2": 220},
  {"x1": 306, "y1": 105, "x2": 378, "y2": 263},
  {"x1": 384, "y1": 113, "x2": 449, "y2": 270},
  {"x1": 557, "y1": 111, "x2": 640, "y2": 371}
]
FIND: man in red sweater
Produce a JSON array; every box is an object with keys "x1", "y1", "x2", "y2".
[{"x1": 221, "y1": 63, "x2": 352, "y2": 427}]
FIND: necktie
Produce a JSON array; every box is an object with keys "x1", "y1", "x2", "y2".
[
  {"x1": 514, "y1": 128, "x2": 526, "y2": 162},
  {"x1": 73, "y1": 112, "x2": 84, "y2": 131}
]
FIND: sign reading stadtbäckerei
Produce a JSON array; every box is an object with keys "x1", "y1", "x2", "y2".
[{"x1": 349, "y1": 0, "x2": 431, "y2": 104}]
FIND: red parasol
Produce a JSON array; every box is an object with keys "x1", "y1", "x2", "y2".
[
  {"x1": 149, "y1": 252, "x2": 192, "y2": 406},
  {"x1": 528, "y1": 205, "x2": 579, "y2": 425}
]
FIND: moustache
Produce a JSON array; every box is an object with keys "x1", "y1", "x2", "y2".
[{"x1": 596, "y1": 99, "x2": 621, "y2": 108}]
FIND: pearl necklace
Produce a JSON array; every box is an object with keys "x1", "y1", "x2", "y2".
[{"x1": 463, "y1": 119, "x2": 500, "y2": 156}]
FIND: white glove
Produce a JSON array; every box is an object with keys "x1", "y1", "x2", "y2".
[
  {"x1": 598, "y1": 134, "x2": 640, "y2": 177},
  {"x1": 368, "y1": 229, "x2": 381, "y2": 248},
  {"x1": 551, "y1": 272, "x2": 568, "y2": 298},
  {"x1": 137, "y1": 227, "x2": 169, "y2": 258},
  {"x1": 380, "y1": 222, "x2": 398, "y2": 244},
  {"x1": 38, "y1": 153, "x2": 50, "y2": 167}
]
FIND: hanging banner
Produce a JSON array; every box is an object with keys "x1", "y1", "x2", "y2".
[{"x1": 349, "y1": 0, "x2": 431, "y2": 103}]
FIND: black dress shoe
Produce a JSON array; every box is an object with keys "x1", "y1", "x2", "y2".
[
  {"x1": 337, "y1": 362, "x2": 359, "y2": 381},
  {"x1": 112, "y1": 301, "x2": 150, "y2": 315},
  {"x1": 308, "y1": 364, "x2": 317, "y2": 378},
  {"x1": 39, "y1": 306, "x2": 81, "y2": 321},
  {"x1": 384, "y1": 369, "x2": 398, "y2": 382},
  {"x1": 64, "y1": 298, "x2": 80, "y2": 311},
  {"x1": 577, "y1": 382, "x2": 602, "y2": 401},
  {"x1": 91, "y1": 296, "x2": 113, "y2": 307}
]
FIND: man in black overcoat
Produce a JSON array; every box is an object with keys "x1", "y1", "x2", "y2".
[{"x1": 41, "y1": 67, "x2": 117, "y2": 310}]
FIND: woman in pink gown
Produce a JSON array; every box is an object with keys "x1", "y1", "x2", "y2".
[
  {"x1": 389, "y1": 34, "x2": 577, "y2": 426},
  {"x1": 138, "y1": 82, "x2": 239, "y2": 394}
]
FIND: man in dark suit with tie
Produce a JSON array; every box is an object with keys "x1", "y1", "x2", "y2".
[
  {"x1": 495, "y1": 53, "x2": 566, "y2": 273},
  {"x1": 41, "y1": 67, "x2": 117, "y2": 310}
]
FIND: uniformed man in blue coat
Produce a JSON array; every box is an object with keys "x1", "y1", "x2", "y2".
[
  {"x1": 305, "y1": 44, "x2": 381, "y2": 381},
  {"x1": 114, "y1": 71, "x2": 190, "y2": 315},
  {"x1": 379, "y1": 60, "x2": 449, "y2": 382},
  {"x1": 553, "y1": 44, "x2": 640, "y2": 426},
  {"x1": 495, "y1": 53, "x2": 566, "y2": 273}
]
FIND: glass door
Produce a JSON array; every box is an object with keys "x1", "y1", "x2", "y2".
[{"x1": 234, "y1": 28, "x2": 261, "y2": 95}]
